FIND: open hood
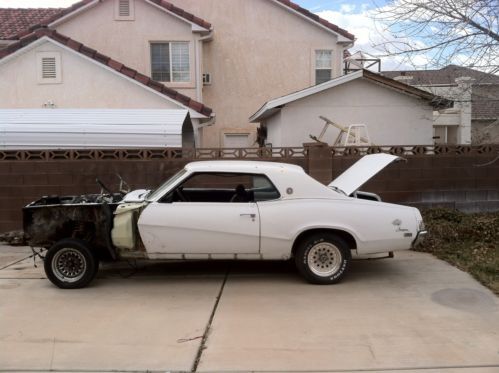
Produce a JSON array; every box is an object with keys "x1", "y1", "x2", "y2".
[{"x1": 329, "y1": 153, "x2": 404, "y2": 195}]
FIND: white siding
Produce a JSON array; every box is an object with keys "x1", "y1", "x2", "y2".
[{"x1": 0, "y1": 109, "x2": 191, "y2": 149}]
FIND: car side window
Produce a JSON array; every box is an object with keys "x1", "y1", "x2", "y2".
[
  {"x1": 160, "y1": 173, "x2": 280, "y2": 203},
  {"x1": 252, "y1": 175, "x2": 280, "y2": 202}
]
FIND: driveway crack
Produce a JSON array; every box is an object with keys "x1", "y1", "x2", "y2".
[{"x1": 191, "y1": 264, "x2": 230, "y2": 372}]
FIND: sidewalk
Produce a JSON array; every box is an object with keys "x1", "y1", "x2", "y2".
[{"x1": 1, "y1": 245, "x2": 498, "y2": 372}]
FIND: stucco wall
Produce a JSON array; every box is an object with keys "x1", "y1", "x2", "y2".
[
  {"x1": 265, "y1": 78, "x2": 434, "y2": 146},
  {"x1": 56, "y1": 0, "x2": 200, "y2": 99},
  {"x1": 0, "y1": 41, "x2": 180, "y2": 109},
  {"x1": 176, "y1": 0, "x2": 345, "y2": 146}
]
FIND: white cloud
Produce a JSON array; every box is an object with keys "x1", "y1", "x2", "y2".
[
  {"x1": 0, "y1": 0, "x2": 78, "y2": 7},
  {"x1": 339, "y1": 4, "x2": 355, "y2": 14},
  {"x1": 316, "y1": 5, "x2": 419, "y2": 71}
]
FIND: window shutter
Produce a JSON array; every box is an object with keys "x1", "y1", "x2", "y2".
[
  {"x1": 118, "y1": 0, "x2": 130, "y2": 17},
  {"x1": 41, "y1": 57, "x2": 57, "y2": 79}
]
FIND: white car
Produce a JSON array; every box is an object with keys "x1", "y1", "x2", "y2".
[{"x1": 23, "y1": 154, "x2": 426, "y2": 288}]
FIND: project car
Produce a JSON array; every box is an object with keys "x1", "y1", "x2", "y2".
[{"x1": 23, "y1": 154, "x2": 426, "y2": 288}]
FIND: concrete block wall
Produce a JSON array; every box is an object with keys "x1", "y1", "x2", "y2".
[
  {"x1": 330, "y1": 154, "x2": 499, "y2": 212},
  {"x1": 0, "y1": 145, "x2": 498, "y2": 232}
]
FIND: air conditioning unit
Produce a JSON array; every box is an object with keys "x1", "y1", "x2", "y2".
[{"x1": 203, "y1": 73, "x2": 212, "y2": 85}]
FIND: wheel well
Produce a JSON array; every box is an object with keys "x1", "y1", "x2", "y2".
[{"x1": 291, "y1": 228, "x2": 357, "y2": 257}]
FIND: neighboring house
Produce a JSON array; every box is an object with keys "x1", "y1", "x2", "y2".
[
  {"x1": 250, "y1": 69, "x2": 451, "y2": 147},
  {"x1": 0, "y1": 0, "x2": 355, "y2": 148},
  {"x1": 383, "y1": 65, "x2": 499, "y2": 144}
]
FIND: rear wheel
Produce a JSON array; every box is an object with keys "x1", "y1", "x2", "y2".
[
  {"x1": 295, "y1": 233, "x2": 351, "y2": 284},
  {"x1": 44, "y1": 239, "x2": 98, "y2": 289}
]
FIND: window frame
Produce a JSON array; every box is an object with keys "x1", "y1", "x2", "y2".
[
  {"x1": 159, "y1": 172, "x2": 281, "y2": 204},
  {"x1": 314, "y1": 49, "x2": 334, "y2": 85},
  {"x1": 114, "y1": 0, "x2": 135, "y2": 21},
  {"x1": 150, "y1": 41, "x2": 191, "y2": 84}
]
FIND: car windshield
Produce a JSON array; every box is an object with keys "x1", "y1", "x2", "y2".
[{"x1": 146, "y1": 168, "x2": 187, "y2": 201}]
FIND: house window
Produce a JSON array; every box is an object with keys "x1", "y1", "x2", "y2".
[
  {"x1": 315, "y1": 50, "x2": 333, "y2": 84},
  {"x1": 114, "y1": 0, "x2": 134, "y2": 20},
  {"x1": 36, "y1": 52, "x2": 61, "y2": 84},
  {"x1": 151, "y1": 42, "x2": 190, "y2": 82}
]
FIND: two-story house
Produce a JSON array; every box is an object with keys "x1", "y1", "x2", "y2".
[{"x1": 0, "y1": 0, "x2": 355, "y2": 147}]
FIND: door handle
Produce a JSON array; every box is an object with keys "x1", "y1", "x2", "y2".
[{"x1": 240, "y1": 213, "x2": 256, "y2": 218}]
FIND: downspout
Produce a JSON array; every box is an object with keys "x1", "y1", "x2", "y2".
[{"x1": 195, "y1": 30, "x2": 214, "y2": 102}]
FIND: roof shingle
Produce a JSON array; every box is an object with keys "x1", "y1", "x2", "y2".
[
  {"x1": 0, "y1": 28, "x2": 213, "y2": 117},
  {"x1": 472, "y1": 84, "x2": 499, "y2": 120},
  {"x1": 382, "y1": 65, "x2": 499, "y2": 86},
  {"x1": 275, "y1": 0, "x2": 354, "y2": 40},
  {"x1": 0, "y1": 8, "x2": 62, "y2": 40}
]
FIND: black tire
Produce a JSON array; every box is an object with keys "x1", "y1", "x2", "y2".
[
  {"x1": 295, "y1": 233, "x2": 351, "y2": 284},
  {"x1": 44, "y1": 238, "x2": 98, "y2": 289}
]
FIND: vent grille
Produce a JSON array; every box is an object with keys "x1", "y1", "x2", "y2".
[
  {"x1": 118, "y1": 0, "x2": 130, "y2": 17},
  {"x1": 41, "y1": 57, "x2": 57, "y2": 79}
]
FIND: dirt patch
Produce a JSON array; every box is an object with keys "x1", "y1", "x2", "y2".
[{"x1": 417, "y1": 208, "x2": 499, "y2": 295}]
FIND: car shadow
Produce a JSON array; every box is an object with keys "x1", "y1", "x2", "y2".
[{"x1": 96, "y1": 257, "x2": 400, "y2": 285}]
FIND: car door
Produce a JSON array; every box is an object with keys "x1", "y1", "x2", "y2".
[{"x1": 137, "y1": 172, "x2": 260, "y2": 256}]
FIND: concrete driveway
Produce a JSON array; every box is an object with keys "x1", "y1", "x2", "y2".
[{"x1": 1, "y1": 244, "x2": 498, "y2": 373}]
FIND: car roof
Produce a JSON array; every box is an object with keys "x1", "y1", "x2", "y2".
[{"x1": 184, "y1": 160, "x2": 305, "y2": 174}]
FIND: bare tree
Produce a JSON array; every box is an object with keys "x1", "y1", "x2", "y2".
[{"x1": 372, "y1": 0, "x2": 499, "y2": 73}]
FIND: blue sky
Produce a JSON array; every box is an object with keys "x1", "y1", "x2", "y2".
[{"x1": 295, "y1": 0, "x2": 379, "y2": 12}]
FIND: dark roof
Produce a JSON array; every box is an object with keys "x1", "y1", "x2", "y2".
[
  {"x1": 0, "y1": 8, "x2": 62, "y2": 40},
  {"x1": 0, "y1": 28, "x2": 212, "y2": 116},
  {"x1": 472, "y1": 84, "x2": 499, "y2": 120},
  {"x1": 382, "y1": 65, "x2": 499, "y2": 86},
  {"x1": 363, "y1": 70, "x2": 452, "y2": 109},
  {"x1": 275, "y1": 0, "x2": 354, "y2": 40},
  {"x1": 1, "y1": 0, "x2": 212, "y2": 41}
]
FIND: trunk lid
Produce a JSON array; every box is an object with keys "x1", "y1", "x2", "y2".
[{"x1": 329, "y1": 153, "x2": 404, "y2": 195}]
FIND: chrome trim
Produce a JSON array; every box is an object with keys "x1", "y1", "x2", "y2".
[{"x1": 412, "y1": 230, "x2": 428, "y2": 248}]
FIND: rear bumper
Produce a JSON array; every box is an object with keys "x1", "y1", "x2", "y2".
[{"x1": 412, "y1": 230, "x2": 428, "y2": 248}]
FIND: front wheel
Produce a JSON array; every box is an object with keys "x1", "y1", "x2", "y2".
[
  {"x1": 295, "y1": 233, "x2": 351, "y2": 284},
  {"x1": 44, "y1": 239, "x2": 98, "y2": 289}
]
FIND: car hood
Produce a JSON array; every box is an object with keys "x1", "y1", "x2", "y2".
[{"x1": 328, "y1": 153, "x2": 404, "y2": 195}]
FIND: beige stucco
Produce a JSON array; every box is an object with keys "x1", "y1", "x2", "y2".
[
  {"x1": 0, "y1": 0, "x2": 351, "y2": 147},
  {"x1": 56, "y1": 0, "x2": 201, "y2": 99},
  {"x1": 177, "y1": 0, "x2": 347, "y2": 146},
  {"x1": 262, "y1": 78, "x2": 434, "y2": 146},
  {"x1": 0, "y1": 40, "x2": 181, "y2": 110}
]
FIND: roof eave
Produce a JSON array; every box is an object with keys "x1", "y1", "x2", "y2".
[
  {"x1": 249, "y1": 71, "x2": 363, "y2": 122},
  {"x1": 145, "y1": 0, "x2": 211, "y2": 33},
  {"x1": 48, "y1": 0, "x2": 99, "y2": 28},
  {"x1": 270, "y1": 0, "x2": 354, "y2": 41},
  {"x1": 0, "y1": 33, "x2": 213, "y2": 117}
]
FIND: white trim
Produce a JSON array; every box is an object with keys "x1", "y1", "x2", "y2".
[
  {"x1": 48, "y1": 0, "x2": 100, "y2": 27},
  {"x1": 145, "y1": 0, "x2": 211, "y2": 32},
  {"x1": 249, "y1": 70, "x2": 363, "y2": 122},
  {"x1": 270, "y1": 0, "x2": 353, "y2": 42},
  {"x1": 0, "y1": 37, "x2": 209, "y2": 119},
  {"x1": 0, "y1": 37, "x2": 47, "y2": 66},
  {"x1": 114, "y1": 0, "x2": 135, "y2": 21}
]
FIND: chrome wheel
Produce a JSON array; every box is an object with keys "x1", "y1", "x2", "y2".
[
  {"x1": 307, "y1": 242, "x2": 342, "y2": 277},
  {"x1": 52, "y1": 248, "x2": 87, "y2": 283}
]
